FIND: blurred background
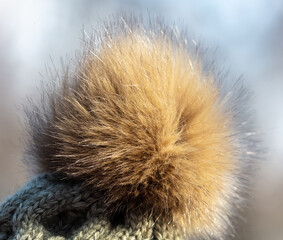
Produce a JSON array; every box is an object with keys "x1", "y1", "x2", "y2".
[{"x1": 0, "y1": 0, "x2": 282, "y2": 239}]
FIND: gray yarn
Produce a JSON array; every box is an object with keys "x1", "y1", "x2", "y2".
[{"x1": 0, "y1": 175, "x2": 183, "y2": 239}]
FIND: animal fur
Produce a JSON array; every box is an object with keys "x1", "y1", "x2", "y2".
[{"x1": 26, "y1": 16, "x2": 257, "y2": 238}]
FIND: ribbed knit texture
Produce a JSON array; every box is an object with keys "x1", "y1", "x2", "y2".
[{"x1": 0, "y1": 175, "x2": 183, "y2": 240}]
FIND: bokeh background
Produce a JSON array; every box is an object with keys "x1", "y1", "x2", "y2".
[{"x1": 0, "y1": 0, "x2": 282, "y2": 239}]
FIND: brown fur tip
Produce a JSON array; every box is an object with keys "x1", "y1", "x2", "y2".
[{"x1": 26, "y1": 16, "x2": 256, "y2": 238}]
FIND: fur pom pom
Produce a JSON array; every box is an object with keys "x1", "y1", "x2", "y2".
[{"x1": 26, "y1": 16, "x2": 257, "y2": 238}]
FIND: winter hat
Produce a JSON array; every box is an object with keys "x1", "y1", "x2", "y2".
[{"x1": 0, "y1": 16, "x2": 258, "y2": 239}]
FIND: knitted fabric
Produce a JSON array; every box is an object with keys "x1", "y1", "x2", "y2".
[{"x1": 0, "y1": 175, "x2": 183, "y2": 240}]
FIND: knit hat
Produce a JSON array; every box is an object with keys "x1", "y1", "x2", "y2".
[{"x1": 0, "y1": 16, "x2": 258, "y2": 239}]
